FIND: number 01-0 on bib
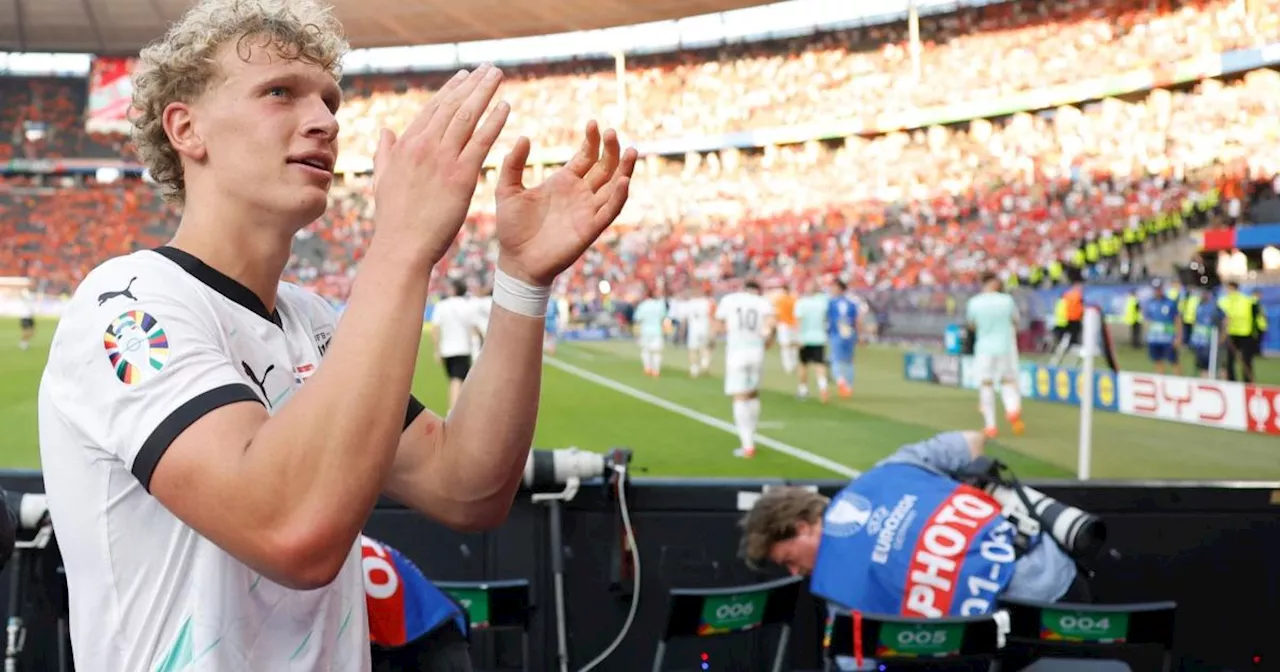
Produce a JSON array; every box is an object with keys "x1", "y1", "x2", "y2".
[{"x1": 810, "y1": 463, "x2": 1020, "y2": 618}]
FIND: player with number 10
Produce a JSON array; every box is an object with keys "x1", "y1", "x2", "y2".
[{"x1": 713, "y1": 280, "x2": 776, "y2": 459}]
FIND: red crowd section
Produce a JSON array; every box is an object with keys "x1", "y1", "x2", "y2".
[{"x1": 1, "y1": 0, "x2": 1277, "y2": 300}]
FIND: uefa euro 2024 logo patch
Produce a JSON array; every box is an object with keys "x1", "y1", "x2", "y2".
[
  {"x1": 824, "y1": 491, "x2": 873, "y2": 538},
  {"x1": 103, "y1": 310, "x2": 169, "y2": 385}
]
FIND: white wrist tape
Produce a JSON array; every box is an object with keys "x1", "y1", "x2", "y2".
[{"x1": 492, "y1": 267, "x2": 550, "y2": 318}]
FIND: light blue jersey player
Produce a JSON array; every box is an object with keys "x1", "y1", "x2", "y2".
[
  {"x1": 826, "y1": 279, "x2": 860, "y2": 397},
  {"x1": 633, "y1": 290, "x2": 669, "y2": 377},
  {"x1": 965, "y1": 273, "x2": 1024, "y2": 438},
  {"x1": 793, "y1": 278, "x2": 831, "y2": 402},
  {"x1": 1142, "y1": 280, "x2": 1182, "y2": 376},
  {"x1": 1188, "y1": 289, "x2": 1225, "y2": 377}
]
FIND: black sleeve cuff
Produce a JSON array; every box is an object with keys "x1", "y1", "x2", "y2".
[
  {"x1": 133, "y1": 383, "x2": 264, "y2": 492},
  {"x1": 405, "y1": 395, "x2": 426, "y2": 431}
]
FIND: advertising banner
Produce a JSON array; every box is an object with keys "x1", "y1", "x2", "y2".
[
  {"x1": 86, "y1": 56, "x2": 137, "y2": 134},
  {"x1": 903, "y1": 354, "x2": 1280, "y2": 434},
  {"x1": 1244, "y1": 385, "x2": 1280, "y2": 436},
  {"x1": 933, "y1": 354, "x2": 962, "y2": 388},
  {"x1": 1027, "y1": 365, "x2": 1120, "y2": 412},
  {"x1": 560, "y1": 327, "x2": 614, "y2": 342},
  {"x1": 904, "y1": 351, "x2": 935, "y2": 383},
  {"x1": 1117, "y1": 372, "x2": 1249, "y2": 432}
]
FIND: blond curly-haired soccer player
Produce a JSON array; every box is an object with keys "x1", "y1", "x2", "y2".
[{"x1": 36, "y1": 1, "x2": 636, "y2": 669}]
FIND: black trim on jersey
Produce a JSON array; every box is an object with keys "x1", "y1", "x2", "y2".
[
  {"x1": 405, "y1": 395, "x2": 426, "y2": 431},
  {"x1": 134, "y1": 383, "x2": 264, "y2": 492},
  {"x1": 152, "y1": 246, "x2": 284, "y2": 329}
]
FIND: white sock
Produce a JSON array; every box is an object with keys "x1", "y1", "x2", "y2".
[
  {"x1": 798, "y1": 383, "x2": 809, "y2": 398},
  {"x1": 701, "y1": 350, "x2": 711, "y2": 370},
  {"x1": 980, "y1": 385, "x2": 997, "y2": 430},
  {"x1": 748, "y1": 398, "x2": 761, "y2": 433},
  {"x1": 817, "y1": 372, "x2": 829, "y2": 391},
  {"x1": 652, "y1": 352, "x2": 662, "y2": 371},
  {"x1": 642, "y1": 349, "x2": 653, "y2": 371},
  {"x1": 781, "y1": 348, "x2": 795, "y2": 373},
  {"x1": 733, "y1": 400, "x2": 753, "y2": 449},
  {"x1": 1001, "y1": 381, "x2": 1022, "y2": 418}
]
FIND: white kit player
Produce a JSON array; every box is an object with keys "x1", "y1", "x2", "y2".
[
  {"x1": 966, "y1": 272, "x2": 1026, "y2": 438},
  {"x1": 432, "y1": 279, "x2": 486, "y2": 413},
  {"x1": 633, "y1": 288, "x2": 669, "y2": 377},
  {"x1": 682, "y1": 285, "x2": 715, "y2": 377},
  {"x1": 17, "y1": 289, "x2": 36, "y2": 351},
  {"x1": 714, "y1": 280, "x2": 775, "y2": 458}
]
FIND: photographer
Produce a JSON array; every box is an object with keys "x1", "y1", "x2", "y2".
[{"x1": 739, "y1": 431, "x2": 1091, "y2": 618}]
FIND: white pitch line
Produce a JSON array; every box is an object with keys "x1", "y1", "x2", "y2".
[{"x1": 544, "y1": 356, "x2": 861, "y2": 478}]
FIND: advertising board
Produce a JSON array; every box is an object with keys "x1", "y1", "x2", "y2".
[
  {"x1": 1117, "y1": 372, "x2": 1249, "y2": 432},
  {"x1": 1027, "y1": 365, "x2": 1119, "y2": 412},
  {"x1": 904, "y1": 352, "x2": 934, "y2": 383},
  {"x1": 1244, "y1": 385, "x2": 1280, "y2": 436},
  {"x1": 933, "y1": 354, "x2": 962, "y2": 387},
  {"x1": 902, "y1": 354, "x2": 1280, "y2": 435},
  {"x1": 560, "y1": 327, "x2": 614, "y2": 342}
]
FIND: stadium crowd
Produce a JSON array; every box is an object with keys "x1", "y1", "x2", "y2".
[
  {"x1": 2, "y1": 0, "x2": 1279, "y2": 312},
  {"x1": 4, "y1": 0, "x2": 1278, "y2": 162}
]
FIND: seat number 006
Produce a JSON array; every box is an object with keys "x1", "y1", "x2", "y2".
[{"x1": 716, "y1": 602, "x2": 754, "y2": 620}]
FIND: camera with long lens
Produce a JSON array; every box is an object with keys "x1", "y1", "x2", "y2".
[
  {"x1": 953, "y1": 456, "x2": 1106, "y2": 559},
  {"x1": 523, "y1": 447, "x2": 633, "y2": 495}
]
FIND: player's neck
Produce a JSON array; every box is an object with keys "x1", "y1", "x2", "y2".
[{"x1": 168, "y1": 198, "x2": 297, "y2": 314}]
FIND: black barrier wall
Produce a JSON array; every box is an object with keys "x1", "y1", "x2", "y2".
[{"x1": 0, "y1": 470, "x2": 1276, "y2": 671}]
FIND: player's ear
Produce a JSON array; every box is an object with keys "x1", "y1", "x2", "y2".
[{"x1": 163, "y1": 101, "x2": 207, "y2": 163}]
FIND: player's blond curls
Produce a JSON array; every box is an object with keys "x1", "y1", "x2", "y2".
[{"x1": 130, "y1": 0, "x2": 349, "y2": 204}]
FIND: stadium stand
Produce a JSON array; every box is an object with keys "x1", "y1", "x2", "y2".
[{"x1": 1, "y1": 0, "x2": 1278, "y2": 307}]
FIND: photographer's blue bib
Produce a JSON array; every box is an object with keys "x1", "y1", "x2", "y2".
[
  {"x1": 361, "y1": 536, "x2": 467, "y2": 648},
  {"x1": 810, "y1": 463, "x2": 1022, "y2": 618}
]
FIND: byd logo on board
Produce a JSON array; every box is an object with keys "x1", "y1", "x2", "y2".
[{"x1": 1118, "y1": 373, "x2": 1247, "y2": 431}]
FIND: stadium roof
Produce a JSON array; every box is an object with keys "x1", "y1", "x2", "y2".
[{"x1": 0, "y1": 0, "x2": 779, "y2": 55}]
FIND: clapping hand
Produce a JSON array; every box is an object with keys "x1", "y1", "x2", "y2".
[
  {"x1": 493, "y1": 121, "x2": 638, "y2": 287},
  {"x1": 371, "y1": 65, "x2": 510, "y2": 266}
]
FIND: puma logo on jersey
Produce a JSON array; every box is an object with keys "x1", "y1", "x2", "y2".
[
  {"x1": 242, "y1": 361, "x2": 276, "y2": 406},
  {"x1": 97, "y1": 277, "x2": 138, "y2": 306}
]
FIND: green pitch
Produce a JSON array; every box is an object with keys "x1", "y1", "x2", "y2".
[{"x1": 2, "y1": 318, "x2": 1277, "y2": 480}]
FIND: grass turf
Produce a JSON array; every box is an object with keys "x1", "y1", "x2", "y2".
[{"x1": 3, "y1": 318, "x2": 1277, "y2": 480}]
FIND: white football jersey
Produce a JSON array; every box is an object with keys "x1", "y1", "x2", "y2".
[
  {"x1": 682, "y1": 297, "x2": 713, "y2": 333},
  {"x1": 715, "y1": 292, "x2": 774, "y2": 353},
  {"x1": 19, "y1": 294, "x2": 35, "y2": 319},
  {"x1": 432, "y1": 296, "x2": 482, "y2": 358},
  {"x1": 38, "y1": 247, "x2": 385, "y2": 672}
]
